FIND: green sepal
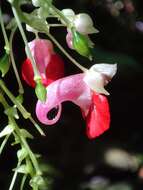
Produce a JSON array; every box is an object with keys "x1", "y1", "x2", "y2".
[
  {"x1": 4, "y1": 106, "x2": 19, "y2": 119},
  {"x1": 17, "y1": 147, "x2": 28, "y2": 162},
  {"x1": 0, "y1": 54, "x2": 10, "y2": 77},
  {"x1": 16, "y1": 94, "x2": 24, "y2": 104},
  {"x1": 35, "y1": 81, "x2": 47, "y2": 102},
  {"x1": 72, "y1": 30, "x2": 93, "y2": 60}
]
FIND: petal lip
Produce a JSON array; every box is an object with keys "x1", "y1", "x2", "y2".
[
  {"x1": 28, "y1": 39, "x2": 54, "y2": 74},
  {"x1": 36, "y1": 74, "x2": 92, "y2": 125}
]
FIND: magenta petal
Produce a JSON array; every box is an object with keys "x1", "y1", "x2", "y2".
[
  {"x1": 29, "y1": 39, "x2": 54, "y2": 75},
  {"x1": 36, "y1": 74, "x2": 92, "y2": 125}
]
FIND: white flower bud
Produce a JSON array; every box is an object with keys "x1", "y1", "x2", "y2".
[
  {"x1": 73, "y1": 13, "x2": 99, "y2": 34},
  {"x1": 83, "y1": 63, "x2": 117, "y2": 95},
  {"x1": 61, "y1": 9, "x2": 75, "y2": 22}
]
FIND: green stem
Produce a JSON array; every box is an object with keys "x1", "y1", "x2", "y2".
[
  {"x1": 9, "y1": 27, "x2": 24, "y2": 94},
  {"x1": 49, "y1": 24, "x2": 66, "y2": 27},
  {"x1": 0, "y1": 80, "x2": 30, "y2": 119},
  {"x1": 0, "y1": 81, "x2": 45, "y2": 136},
  {"x1": 20, "y1": 175, "x2": 27, "y2": 190},
  {"x1": 46, "y1": 32, "x2": 87, "y2": 72},
  {"x1": 0, "y1": 7, "x2": 10, "y2": 53},
  {"x1": 11, "y1": 6, "x2": 40, "y2": 81},
  {"x1": 10, "y1": 117, "x2": 42, "y2": 176},
  {"x1": 20, "y1": 135, "x2": 41, "y2": 175},
  {"x1": 49, "y1": 3, "x2": 70, "y2": 27},
  {"x1": 29, "y1": 117, "x2": 45, "y2": 136},
  {"x1": 9, "y1": 161, "x2": 21, "y2": 190}
]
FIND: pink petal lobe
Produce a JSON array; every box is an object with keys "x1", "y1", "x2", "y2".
[
  {"x1": 86, "y1": 93, "x2": 110, "y2": 139},
  {"x1": 36, "y1": 74, "x2": 92, "y2": 125},
  {"x1": 66, "y1": 31, "x2": 74, "y2": 49},
  {"x1": 29, "y1": 39, "x2": 54, "y2": 75}
]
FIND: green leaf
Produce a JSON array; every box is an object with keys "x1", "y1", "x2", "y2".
[
  {"x1": 0, "y1": 54, "x2": 10, "y2": 77},
  {"x1": 20, "y1": 129, "x2": 34, "y2": 139},
  {"x1": 0, "y1": 124, "x2": 14, "y2": 138},
  {"x1": 17, "y1": 148, "x2": 28, "y2": 162},
  {"x1": 23, "y1": 12, "x2": 49, "y2": 33}
]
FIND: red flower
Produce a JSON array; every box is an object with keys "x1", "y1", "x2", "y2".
[{"x1": 22, "y1": 39, "x2": 64, "y2": 87}]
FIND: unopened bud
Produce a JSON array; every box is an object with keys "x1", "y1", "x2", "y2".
[
  {"x1": 72, "y1": 30, "x2": 92, "y2": 59},
  {"x1": 35, "y1": 81, "x2": 47, "y2": 102}
]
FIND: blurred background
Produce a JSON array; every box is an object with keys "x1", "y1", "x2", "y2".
[{"x1": 1, "y1": 0, "x2": 143, "y2": 189}]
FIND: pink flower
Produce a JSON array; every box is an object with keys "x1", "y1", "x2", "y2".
[
  {"x1": 22, "y1": 39, "x2": 64, "y2": 87},
  {"x1": 36, "y1": 73, "x2": 110, "y2": 139}
]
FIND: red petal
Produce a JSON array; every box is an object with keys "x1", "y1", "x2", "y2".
[
  {"x1": 86, "y1": 93, "x2": 110, "y2": 139},
  {"x1": 45, "y1": 53, "x2": 64, "y2": 86},
  {"x1": 21, "y1": 58, "x2": 36, "y2": 88}
]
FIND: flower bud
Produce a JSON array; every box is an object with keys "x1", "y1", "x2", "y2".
[
  {"x1": 74, "y1": 13, "x2": 99, "y2": 35},
  {"x1": 61, "y1": 9, "x2": 75, "y2": 22},
  {"x1": 35, "y1": 81, "x2": 47, "y2": 102},
  {"x1": 72, "y1": 30, "x2": 92, "y2": 59}
]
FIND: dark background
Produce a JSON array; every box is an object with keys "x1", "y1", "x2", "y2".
[{"x1": 1, "y1": 0, "x2": 143, "y2": 189}]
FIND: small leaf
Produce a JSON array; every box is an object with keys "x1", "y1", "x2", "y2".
[
  {"x1": 17, "y1": 148, "x2": 28, "y2": 162},
  {"x1": 20, "y1": 129, "x2": 34, "y2": 139},
  {"x1": 30, "y1": 175, "x2": 46, "y2": 188},
  {"x1": 0, "y1": 124, "x2": 14, "y2": 138},
  {"x1": 4, "y1": 106, "x2": 19, "y2": 119},
  {"x1": 0, "y1": 54, "x2": 10, "y2": 77}
]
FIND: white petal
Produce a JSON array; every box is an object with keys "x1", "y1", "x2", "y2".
[
  {"x1": 91, "y1": 63, "x2": 117, "y2": 79},
  {"x1": 83, "y1": 70, "x2": 109, "y2": 95},
  {"x1": 74, "y1": 13, "x2": 96, "y2": 34},
  {"x1": 83, "y1": 63, "x2": 117, "y2": 95}
]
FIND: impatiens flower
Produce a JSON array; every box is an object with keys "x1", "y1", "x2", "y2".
[
  {"x1": 36, "y1": 63, "x2": 117, "y2": 139},
  {"x1": 22, "y1": 39, "x2": 64, "y2": 88},
  {"x1": 62, "y1": 9, "x2": 97, "y2": 58},
  {"x1": 62, "y1": 9, "x2": 98, "y2": 35}
]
